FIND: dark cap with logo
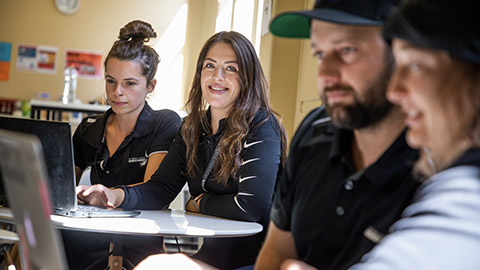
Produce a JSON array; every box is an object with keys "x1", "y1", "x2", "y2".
[
  {"x1": 269, "y1": 0, "x2": 400, "y2": 38},
  {"x1": 384, "y1": 0, "x2": 480, "y2": 65}
]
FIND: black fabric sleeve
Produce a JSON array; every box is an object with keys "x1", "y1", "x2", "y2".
[
  {"x1": 199, "y1": 116, "x2": 282, "y2": 222},
  {"x1": 120, "y1": 130, "x2": 188, "y2": 210},
  {"x1": 149, "y1": 110, "x2": 182, "y2": 154}
]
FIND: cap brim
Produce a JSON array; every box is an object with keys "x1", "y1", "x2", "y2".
[{"x1": 270, "y1": 9, "x2": 384, "y2": 39}]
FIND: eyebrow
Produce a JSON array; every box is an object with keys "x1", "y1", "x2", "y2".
[
  {"x1": 104, "y1": 75, "x2": 139, "y2": 81},
  {"x1": 204, "y1": 57, "x2": 238, "y2": 64}
]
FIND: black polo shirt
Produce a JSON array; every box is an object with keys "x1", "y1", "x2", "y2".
[
  {"x1": 271, "y1": 106, "x2": 420, "y2": 270},
  {"x1": 73, "y1": 102, "x2": 181, "y2": 187}
]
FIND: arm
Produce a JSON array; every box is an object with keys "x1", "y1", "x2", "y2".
[
  {"x1": 119, "y1": 131, "x2": 189, "y2": 210},
  {"x1": 255, "y1": 221, "x2": 298, "y2": 270},
  {"x1": 199, "y1": 117, "x2": 282, "y2": 221},
  {"x1": 350, "y1": 167, "x2": 480, "y2": 270},
  {"x1": 136, "y1": 109, "x2": 180, "y2": 184},
  {"x1": 139, "y1": 152, "x2": 166, "y2": 183}
]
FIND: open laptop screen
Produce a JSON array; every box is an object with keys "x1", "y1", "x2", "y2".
[{"x1": 0, "y1": 116, "x2": 75, "y2": 210}]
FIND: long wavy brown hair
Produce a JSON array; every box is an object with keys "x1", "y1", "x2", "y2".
[{"x1": 181, "y1": 31, "x2": 287, "y2": 185}]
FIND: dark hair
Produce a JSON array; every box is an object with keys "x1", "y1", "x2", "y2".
[
  {"x1": 181, "y1": 31, "x2": 287, "y2": 185},
  {"x1": 104, "y1": 20, "x2": 160, "y2": 84}
]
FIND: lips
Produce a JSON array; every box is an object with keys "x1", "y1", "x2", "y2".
[
  {"x1": 404, "y1": 108, "x2": 421, "y2": 127},
  {"x1": 111, "y1": 101, "x2": 127, "y2": 107},
  {"x1": 325, "y1": 90, "x2": 352, "y2": 104},
  {"x1": 209, "y1": 85, "x2": 228, "y2": 93}
]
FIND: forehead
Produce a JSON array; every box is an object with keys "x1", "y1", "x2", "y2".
[
  {"x1": 392, "y1": 39, "x2": 452, "y2": 66},
  {"x1": 106, "y1": 58, "x2": 142, "y2": 74},
  {"x1": 310, "y1": 19, "x2": 383, "y2": 47},
  {"x1": 205, "y1": 42, "x2": 237, "y2": 61}
]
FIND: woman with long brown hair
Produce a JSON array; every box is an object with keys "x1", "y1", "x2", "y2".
[{"x1": 78, "y1": 31, "x2": 287, "y2": 269}]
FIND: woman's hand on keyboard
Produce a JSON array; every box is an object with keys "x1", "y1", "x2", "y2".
[{"x1": 76, "y1": 184, "x2": 125, "y2": 208}]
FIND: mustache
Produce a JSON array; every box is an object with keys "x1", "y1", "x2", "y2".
[{"x1": 323, "y1": 84, "x2": 354, "y2": 93}]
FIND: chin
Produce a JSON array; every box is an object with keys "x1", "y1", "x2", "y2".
[{"x1": 406, "y1": 131, "x2": 426, "y2": 150}]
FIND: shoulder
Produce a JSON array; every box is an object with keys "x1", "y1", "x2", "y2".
[
  {"x1": 248, "y1": 109, "x2": 281, "y2": 136},
  {"x1": 152, "y1": 108, "x2": 181, "y2": 120},
  {"x1": 144, "y1": 104, "x2": 181, "y2": 123},
  {"x1": 290, "y1": 106, "x2": 335, "y2": 151},
  {"x1": 400, "y1": 165, "x2": 480, "y2": 225},
  {"x1": 75, "y1": 112, "x2": 107, "y2": 137},
  {"x1": 147, "y1": 108, "x2": 182, "y2": 130}
]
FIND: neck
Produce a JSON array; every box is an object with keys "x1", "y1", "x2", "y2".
[
  {"x1": 210, "y1": 108, "x2": 228, "y2": 135},
  {"x1": 109, "y1": 105, "x2": 143, "y2": 135},
  {"x1": 351, "y1": 107, "x2": 405, "y2": 170}
]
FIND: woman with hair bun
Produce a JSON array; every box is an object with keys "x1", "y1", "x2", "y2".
[
  {"x1": 63, "y1": 20, "x2": 181, "y2": 269},
  {"x1": 73, "y1": 20, "x2": 181, "y2": 188}
]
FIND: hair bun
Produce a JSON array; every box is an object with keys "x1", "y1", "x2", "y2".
[{"x1": 118, "y1": 20, "x2": 157, "y2": 43}]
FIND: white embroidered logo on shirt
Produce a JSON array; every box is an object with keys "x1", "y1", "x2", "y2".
[
  {"x1": 241, "y1": 158, "x2": 260, "y2": 166},
  {"x1": 243, "y1": 140, "x2": 263, "y2": 148},
  {"x1": 239, "y1": 175, "x2": 256, "y2": 183},
  {"x1": 128, "y1": 151, "x2": 149, "y2": 167}
]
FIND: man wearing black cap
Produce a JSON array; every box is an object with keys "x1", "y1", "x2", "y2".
[{"x1": 255, "y1": 0, "x2": 420, "y2": 269}]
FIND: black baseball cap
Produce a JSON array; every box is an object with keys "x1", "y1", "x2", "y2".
[
  {"x1": 270, "y1": 0, "x2": 400, "y2": 38},
  {"x1": 384, "y1": 0, "x2": 480, "y2": 65}
]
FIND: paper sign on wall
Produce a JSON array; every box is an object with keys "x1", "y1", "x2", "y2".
[
  {"x1": 65, "y1": 49, "x2": 103, "y2": 79},
  {"x1": 17, "y1": 44, "x2": 58, "y2": 74},
  {"x1": 0, "y1": 42, "x2": 12, "y2": 81}
]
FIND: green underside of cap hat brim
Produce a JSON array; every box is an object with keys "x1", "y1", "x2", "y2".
[{"x1": 270, "y1": 14, "x2": 311, "y2": 38}]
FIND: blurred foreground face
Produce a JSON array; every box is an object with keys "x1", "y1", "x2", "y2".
[
  {"x1": 310, "y1": 19, "x2": 395, "y2": 129},
  {"x1": 387, "y1": 39, "x2": 457, "y2": 152}
]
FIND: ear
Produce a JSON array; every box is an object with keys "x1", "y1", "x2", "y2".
[{"x1": 147, "y1": 79, "x2": 157, "y2": 93}]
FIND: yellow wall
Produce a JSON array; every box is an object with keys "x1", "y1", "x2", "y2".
[
  {"x1": 0, "y1": 0, "x2": 186, "y2": 102},
  {"x1": 0, "y1": 0, "x2": 319, "y2": 142},
  {"x1": 264, "y1": 0, "x2": 318, "y2": 140}
]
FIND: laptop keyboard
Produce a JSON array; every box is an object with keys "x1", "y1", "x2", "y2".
[{"x1": 78, "y1": 205, "x2": 111, "y2": 212}]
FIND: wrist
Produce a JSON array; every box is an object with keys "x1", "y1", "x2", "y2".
[
  {"x1": 191, "y1": 196, "x2": 200, "y2": 211},
  {"x1": 112, "y1": 186, "x2": 126, "y2": 207}
]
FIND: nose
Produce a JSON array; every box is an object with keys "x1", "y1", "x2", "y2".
[
  {"x1": 317, "y1": 53, "x2": 341, "y2": 88},
  {"x1": 386, "y1": 67, "x2": 407, "y2": 105},
  {"x1": 213, "y1": 67, "x2": 225, "y2": 80},
  {"x1": 113, "y1": 83, "x2": 124, "y2": 96}
]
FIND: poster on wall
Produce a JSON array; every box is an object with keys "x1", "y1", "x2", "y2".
[
  {"x1": 16, "y1": 44, "x2": 58, "y2": 74},
  {"x1": 0, "y1": 42, "x2": 12, "y2": 81},
  {"x1": 65, "y1": 49, "x2": 103, "y2": 79}
]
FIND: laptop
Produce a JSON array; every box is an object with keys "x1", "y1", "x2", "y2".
[
  {"x1": 0, "y1": 129, "x2": 68, "y2": 270},
  {"x1": 0, "y1": 117, "x2": 140, "y2": 218}
]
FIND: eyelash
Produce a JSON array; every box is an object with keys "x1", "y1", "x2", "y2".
[
  {"x1": 313, "y1": 47, "x2": 356, "y2": 61},
  {"x1": 203, "y1": 63, "x2": 238, "y2": 72}
]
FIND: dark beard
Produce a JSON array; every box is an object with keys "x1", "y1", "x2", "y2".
[{"x1": 322, "y1": 50, "x2": 395, "y2": 130}]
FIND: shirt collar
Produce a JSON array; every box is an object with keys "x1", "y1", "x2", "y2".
[
  {"x1": 130, "y1": 102, "x2": 156, "y2": 138},
  {"x1": 330, "y1": 128, "x2": 418, "y2": 188},
  {"x1": 448, "y1": 147, "x2": 480, "y2": 168},
  {"x1": 365, "y1": 129, "x2": 418, "y2": 188}
]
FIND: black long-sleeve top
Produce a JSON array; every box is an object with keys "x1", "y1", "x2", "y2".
[{"x1": 120, "y1": 108, "x2": 283, "y2": 269}]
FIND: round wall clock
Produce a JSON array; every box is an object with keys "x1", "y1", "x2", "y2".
[{"x1": 55, "y1": 0, "x2": 81, "y2": 15}]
